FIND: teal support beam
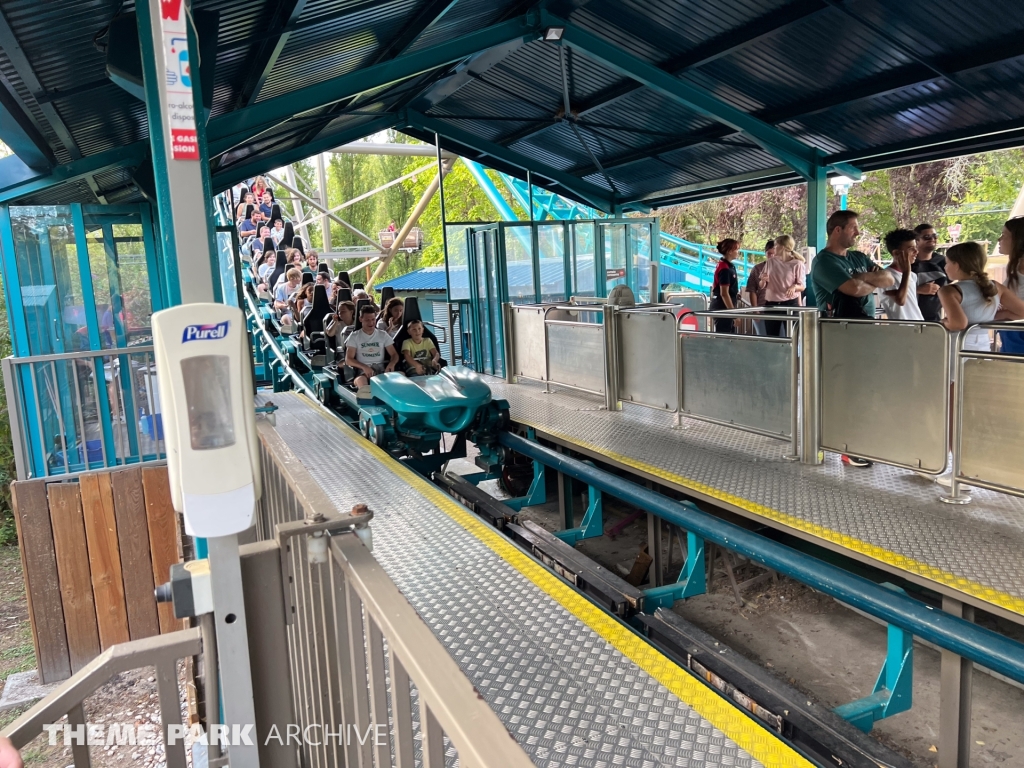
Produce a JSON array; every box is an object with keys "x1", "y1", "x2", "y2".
[
  {"x1": 211, "y1": 115, "x2": 397, "y2": 192},
  {"x1": 208, "y1": 16, "x2": 541, "y2": 151},
  {"x1": 186, "y1": 13, "x2": 224, "y2": 304},
  {"x1": 834, "y1": 616, "x2": 914, "y2": 732},
  {"x1": 807, "y1": 163, "x2": 828, "y2": 253},
  {"x1": 553, "y1": 479, "x2": 603, "y2": 546},
  {"x1": 0, "y1": 142, "x2": 148, "y2": 205},
  {"x1": 405, "y1": 110, "x2": 615, "y2": 212},
  {"x1": 643, "y1": 531, "x2": 707, "y2": 610},
  {"x1": 545, "y1": 11, "x2": 859, "y2": 183}
]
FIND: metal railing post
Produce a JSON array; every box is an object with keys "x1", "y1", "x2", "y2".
[
  {"x1": 799, "y1": 310, "x2": 822, "y2": 464},
  {"x1": 603, "y1": 306, "x2": 620, "y2": 410},
  {"x1": 2, "y1": 357, "x2": 29, "y2": 481},
  {"x1": 941, "y1": 340, "x2": 972, "y2": 505},
  {"x1": 786, "y1": 311, "x2": 800, "y2": 460},
  {"x1": 502, "y1": 302, "x2": 516, "y2": 384}
]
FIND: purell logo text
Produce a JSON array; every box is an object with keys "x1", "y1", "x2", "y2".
[{"x1": 182, "y1": 321, "x2": 229, "y2": 342}]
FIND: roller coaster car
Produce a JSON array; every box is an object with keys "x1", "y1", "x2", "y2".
[{"x1": 353, "y1": 366, "x2": 509, "y2": 476}]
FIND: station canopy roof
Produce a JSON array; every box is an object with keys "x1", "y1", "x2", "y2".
[{"x1": 1, "y1": 0, "x2": 1024, "y2": 212}]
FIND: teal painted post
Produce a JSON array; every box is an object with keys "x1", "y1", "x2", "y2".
[
  {"x1": 136, "y1": 1, "x2": 179, "y2": 306},
  {"x1": 807, "y1": 164, "x2": 828, "y2": 254},
  {"x1": 138, "y1": 203, "x2": 166, "y2": 311},
  {"x1": 642, "y1": 530, "x2": 707, "y2": 609}
]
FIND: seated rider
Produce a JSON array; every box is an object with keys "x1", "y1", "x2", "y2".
[
  {"x1": 326, "y1": 300, "x2": 356, "y2": 348},
  {"x1": 401, "y1": 319, "x2": 440, "y2": 376},
  {"x1": 275, "y1": 268, "x2": 302, "y2": 312},
  {"x1": 345, "y1": 304, "x2": 398, "y2": 388}
]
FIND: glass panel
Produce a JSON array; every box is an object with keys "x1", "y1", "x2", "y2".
[
  {"x1": 445, "y1": 224, "x2": 472, "y2": 300},
  {"x1": 113, "y1": 223, "x2": 154, "y2": 340},
  {"x1": 81, "y1": 210, "x2": 160, "y2": 349},
  {"x1": 217, "y1": 231, "x2": 239, "y2": 308},
  {"x1": 537, "y1": 223, "x2": 566, "y2": 302},
  {"x1": 9, "y1": 206, "x2": 84, "y2": 356},
  {"x1": 572, "y1": 222, "x2": 596, "y2": 297},
  {"x1": 603, "y1": 223, "x2": 627, "y2": 294},
  {"x1": 630, "y1": 222, "x2": 653, "y2": 303},
  {"x1": 503, "y1": 224, "x2": 535, "y2": 304}
]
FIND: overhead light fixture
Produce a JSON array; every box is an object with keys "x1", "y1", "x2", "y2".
[{"x1": 544, "y1": 27, "x2": 564, "y2": 41}]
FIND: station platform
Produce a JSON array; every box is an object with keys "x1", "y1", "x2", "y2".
[
  {"x1": 262, "y1": 391, "x2": 809, "y2": 768},
  {"x1": 487, "y1": 378, "x2": 1024, "y2": 625}
]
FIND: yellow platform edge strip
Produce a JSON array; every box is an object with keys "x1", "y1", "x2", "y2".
[
  {"x1": 524, "y1": 419, "x2": 1024, "y2": 618},
  {"x1": 299, "y1": 396, "x2": 813, "y2": 768}
]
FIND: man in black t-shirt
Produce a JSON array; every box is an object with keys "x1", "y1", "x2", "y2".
[{"x1": 911, "y1": 223, "x2": 946, "y2": 322}]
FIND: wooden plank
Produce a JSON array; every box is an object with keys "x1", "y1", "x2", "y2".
[
  {"x1": 142, "y1": 467, "x2": 183, "y2": 633},
  {"x1": 79, "y1": 473, "x2": 130, "y2": 649},
  {"x1": 111, "y1": 467, "x2": 160, "y2": 640},
  {"x1": 47, "y1": 482, "x2": 101, "y2": 672},
  {"x1": 11, "y1": 480, "x2": 71, "y2": 683}
]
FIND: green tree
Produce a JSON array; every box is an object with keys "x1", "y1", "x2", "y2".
[
  {"x1": 953, "y1": 149, "x2": 1024, "y2": 245},
  {"x1": 0, "y1": 275, "x2": 17, "y2": 544}
]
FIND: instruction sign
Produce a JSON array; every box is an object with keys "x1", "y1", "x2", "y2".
[{"x1": 160, "y1": 0, "x2": 198, "y2": 160}]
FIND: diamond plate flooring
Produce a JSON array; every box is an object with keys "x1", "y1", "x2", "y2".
[
  {"x1": 487, "y1": 378, "x2": 1024, "y2": 619},
  {"x1": 264, "y1": 393, "x2": 774, "y2": 768}
]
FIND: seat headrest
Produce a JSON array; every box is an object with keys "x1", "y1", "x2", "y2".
[
  {"x1": 303, "y1": 285, "x2": 332, "y2": 335},
  {"x1": 379, "y1": 286, "x2": 395, "y2": 305},
  {"x1": 353, "y1": 282, "x2": 365, "y2": 290},
  {"x1": 262, "y1": 237, "x2": 274, "y2": 254},
  {"x1": 292, "y1": 237, "x2": 305, "y2": 255},
  {"x1": 281, "y1": 221, "x2": 294, "y2": 249},
  {"x1": 336, "y1": 271, "x2": 350, "y2": 287},
  {"x1": 335, "y1": 288, "x2": 352, "y2": 303},
  {"x1": 301, "y1": 271, "x2": 314, "y2": 285},
  {"x1": 269, "y1": 203, "x2": 282, "y2": 223},
  {"x1": 317, "y1": 263, "x2": 329, "y2": 274},
  {"x1": 402, "y1": 296, "x2": 422, "y2": 323},
  {"x1": 244, "y1": 204, "x2": 254, "y2": 219}
]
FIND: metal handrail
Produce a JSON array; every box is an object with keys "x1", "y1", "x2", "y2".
[
  {"x1": 2, "y1": 628, "x2": 204, "y2": 768},
  {"x1": 6, "y1": 345, "x2": 155, "y2": 364}
]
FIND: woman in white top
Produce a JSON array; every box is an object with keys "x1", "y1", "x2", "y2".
[
  {"x1": 938, "y1": 241, "x2": 1024, "y2": 352},
  {"x1": 761, "y1": 234, "x2": 805, "y2": 337}
]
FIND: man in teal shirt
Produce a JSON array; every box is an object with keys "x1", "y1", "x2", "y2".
[
  {"x1": 810, "y1": 210, "x2": 894, "y2": 469},
  {"x1": 811, "y1": 210, "x2": 893, "y2": 318}
]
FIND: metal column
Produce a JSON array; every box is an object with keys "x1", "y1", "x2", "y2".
[
  {"x1": 939, "y1": 596, "x2": 974, "y2": 768},
  {"x1": 798, "y1": 309, "x2": 822, "y2": 464},
  {"x1": 316, "y1": 153, "x2": 332, "y2": 253}
]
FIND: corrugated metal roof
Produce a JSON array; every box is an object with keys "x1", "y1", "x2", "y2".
[{"x1": 3, "y1": 0, "x2": 1024, "y2": 210}]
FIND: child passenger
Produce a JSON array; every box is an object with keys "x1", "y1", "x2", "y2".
[{"x1": 401, "y1": 319, "x2": 441, "y2": 376}]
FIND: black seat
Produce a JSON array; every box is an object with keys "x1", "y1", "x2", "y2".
[
  {"x1": 335, "y1": 287, "x2": 352, "y2": 304},
  {"x1": 303, "y1": 285, "x2": 332, "y2": 356},
  {"x1": 318, "y1": 262, "x2": 330, "y2": 276},
  {"x1": 353, "y1": 282, "x2": 365, "y2": 290},
  {"x1": 336, "y1": 270, "x2": 351, "y2": 288},
  {"x1": 301, "y1": 271, "x2": 314, "y2": 286},
  {"x1": 292, "y1": 237, "x2": 305, "y2": 256},
  {"x1": 281, "y1": 221, "x2": 294, "y2": 249},
  {"x1": 391, "y1": 297, "x2": 446, "y2": 372},
  {"x1": 269, "y1": 203, "x2": 282, "y2": 225},
  {"x1": 379, "y1": 286, "x2": 395, "y2": 306}
]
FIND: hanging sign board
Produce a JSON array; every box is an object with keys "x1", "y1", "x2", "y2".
[{"x1": 160, "y1": 0, "x2": 199, "y2": 160}]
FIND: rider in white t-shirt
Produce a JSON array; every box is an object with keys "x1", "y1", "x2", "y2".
[
  {"x1": 345, "y1": 304, "x2": 398, "y2": 387},
  {"x1": 878, "y1": 229, "x2": 924, "y2": 321}
]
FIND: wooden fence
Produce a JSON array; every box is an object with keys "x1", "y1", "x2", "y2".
[{"x1": 11, "y1": 465, "x2": 184, "y2": 683}]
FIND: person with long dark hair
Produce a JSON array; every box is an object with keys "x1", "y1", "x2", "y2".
[{"x1": 996, "y1": 217, "x2": 1024, "y2": 353}]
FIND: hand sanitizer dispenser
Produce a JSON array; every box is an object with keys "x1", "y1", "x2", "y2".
[{"x1": 152, "y1": 304, "x2": 261, "y2": 537}]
